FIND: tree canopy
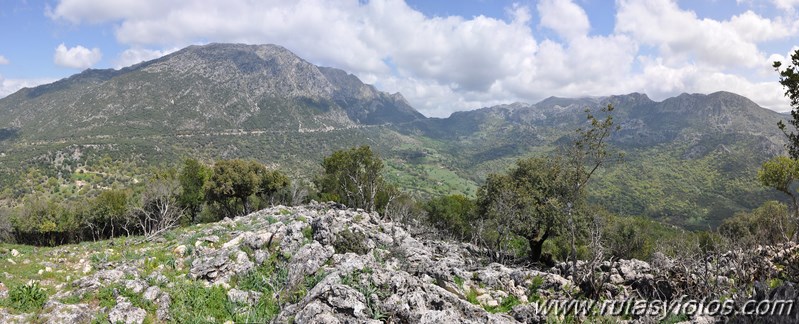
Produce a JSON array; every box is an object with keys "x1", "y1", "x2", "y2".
[
  {"x1": 317, "y1": 146, "x2": 385, "y2": 212},
  {"x1": 775, "y1": 49, "x2": 799, "y2": 159}
]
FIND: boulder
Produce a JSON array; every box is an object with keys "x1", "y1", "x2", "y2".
[{"x1": 108, "y1": 296, "x2": 147, "y2": 324}]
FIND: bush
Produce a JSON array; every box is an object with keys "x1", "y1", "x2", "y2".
[
  {"x1": 333, "y1": 229, "x2": 369, "y2": 254},
  {"x1": 424, "y1": 194, "x2": 475, "y2": 239},
  {"x1": 719, "y1": 201, "x2": 793, "y2": 246},
  {"x1": 0, "y1": 207, "x2": 15, "y2": 243},
  {"x1": 317, "y1": 146, "x2": 386, "y2": 212},
  {"x1": 6, "y1": 281, "x2": 47, "y2": 312}
]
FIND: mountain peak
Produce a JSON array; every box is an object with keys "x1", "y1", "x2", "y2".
[{"x1": 0, "y1": 43, "x2": 425, "y2": 140}]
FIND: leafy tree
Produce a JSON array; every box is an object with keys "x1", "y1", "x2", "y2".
[
  {"x1": 12, "y1": 196, "x2": 74, "y2": 246},
  {"x1": 178, "y1": 158, "x2": 210, "y2": 223},
  {"x1": 424, "y1": 194, "x2": 475, "y2": 239},
  {"x1": 775, "y1": 50, "x2": 799, "y2": 159},
  {"x1": 475, "y1": 105, "x2": 621, "y2": 263},
  {"x1": 477, "y1": 157, "x2": 571, "y2": 263},
  {"x1": 757, "y1": 156, "x2": 799, "y2": 240},
  {"x1": 89, "y1": 189, "x2": 131, "y2": 239},
  {"x1": 317, "y1": 146, "x2": 385, "y2": 212},
  {"x1": 758, "y1": 156, "x2": 799, "y2": 210},
  {"x1": 769, "y1": 52, "x2": 799, "y2": 241},
  {"x1": 259, "y1": 169, "x2": 291, "y2": 205},
  {"x1": 204, "y1": 159, "x2": 263, "y2": 216}
]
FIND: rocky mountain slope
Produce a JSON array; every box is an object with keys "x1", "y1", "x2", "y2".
[
  {"x1": 0, "y1": 203, "x2": 797, "y2": 323},
  {"x1": 0, "y1": 43, "x2": 422, "y2": 141}
]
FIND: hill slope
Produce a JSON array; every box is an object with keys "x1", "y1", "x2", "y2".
[{"x1": 0, "y1": 203, "x2": 797, "y2": 323}]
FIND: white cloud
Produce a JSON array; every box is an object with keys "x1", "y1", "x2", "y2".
[
  {"x1": 725, "y1": 11, "x2": 791, "y2": 42},
  {"x1": 114, "y1": 47, "x2": 176, "y2": 68},
  {"x1": 0, "y1": 56, "x2": 8, "y2": 65},
  {"x1": 630, "y1": 57, "x2": 787, "y2": 110},
  {"x1": 537, "y1": 0, "x2": 590, "y2": 40},
  {"x1": 53, "y1": 43, "x2": 102, "y2": 69},
  {"x1": 0, "y1": 75, "x2": 56, "y2": 98},
  {"x1": 616, "y1": 0, "x2": 774, "y2": 69},
  {"x1": 772, "y1": 0, "x2": 799, "y2": 11},
  {"x1": 47, "y1": 0, "x2": 797, "y2": 116},
  {"x1": 47, "y1": 0, "x2": 171, "y2": 24}
]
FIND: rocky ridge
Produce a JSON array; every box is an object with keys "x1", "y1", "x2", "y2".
[{"x1": 0, "y1": 203, "x2": 797, "y2": 323}]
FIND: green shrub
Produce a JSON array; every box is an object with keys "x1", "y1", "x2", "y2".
[
  {"x1": 7, "y1": 281, "x2": 47, "y2": 312},
  {"x1": 333, "y1": 229, "x2": 368, "y2": 254},
  {"x1": 465, "y1": 287, "x2": 479, "y2": 305},
  {"x1": 424, "y1": 194, "x2": 475, "y2": 239},
  {"x1": 169, "y1": 282, "x2": 233, "y2": 323}
]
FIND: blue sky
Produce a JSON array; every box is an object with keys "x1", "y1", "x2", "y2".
[{"x1": 1, "y1": 0, "x2": 798, "y2": 117}]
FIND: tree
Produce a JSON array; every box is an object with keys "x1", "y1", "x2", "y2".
[
  {"x1": 758, "y1": 156, "x2": 799, "y2": 240},
  {"x1": 134, "y1": 172, "x2": 184, "y2": 240},
  {"x1": 204, "y1": 159, "x2": 263, "y2": 216},
  {"x1": 317, "y1": 146, "x2": 385, "y2": 212},
  {"x1": 769, "y1": 51, "x2": 799, "y2": 241},
  {"x1": 719, "y1": 201, "x2": 793, "y2": 246},
  {"x1": 477, "y1": 157, "x2": 571, "y2": 263},
  {"x1": 258, "y1": 169, "x2": 290, "y2": 205},
  {"x1": 475, "y1": 104, "x2": 621, "y2": 263},
  {"x1": 178, "y1": 158, "x2": 209, "y2": 223},
  {"x1": 775, "y1": 50, "x2": 799, "y2": 159},
  {"x1": 88, "y1": 189, "x2": 131, "y2": 239},
  {"x1": 425, "y1": 194, "x2": 475, "y2": 239}
]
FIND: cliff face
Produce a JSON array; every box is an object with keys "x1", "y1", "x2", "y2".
[{"x1": 0, "y1": 203, "x2": 797, "y2": 323}]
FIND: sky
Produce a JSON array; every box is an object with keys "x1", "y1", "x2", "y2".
[{"x1": 1, "y1": 0, "x2": 799, "y2": 117}]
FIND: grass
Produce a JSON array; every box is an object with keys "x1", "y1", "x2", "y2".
[
  {"x1": 485, "y1": 295, "x2": 520, "y2": 313},
  {"x1": 301, "y1": 225, "x2": 313, "y2": 242},
  {"x1": 453, "y1": 275, "x2": 464, "y2": 288},
  {"x1": 4, "y1": 281, "x2": 48, "y2": 312},
  {"x1": 465, "y1": 287, "x2": 479, "y2": 305}
]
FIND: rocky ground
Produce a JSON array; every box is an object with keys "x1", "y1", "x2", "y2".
[{"x1": 0, "y1": 202, "x2": 797, "y2": 323}]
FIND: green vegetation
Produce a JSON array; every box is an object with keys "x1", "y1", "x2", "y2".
[
  {"x1": 775, "y1": 49, "x2": 799, "y2": 159},
  {"x1": 333, "y1": 229, "x2": 369, "y2": 255},
  {"x1": 205, "y1": 159, "x2": 290, "y2": 217},
  {"x1": 475, "y1": 105, "x2": 620, "y2": 263},
  {"x1": 5, "y1": 281, "x2": 48, "y2": 312},
  {"x1": 424, "y1": 194, "x2": 475, "y2": 240},
  {"x1": 316, "y1": 146, "x2": 387, "y2": 212},
  {"x1": 1, "y1": 157, "x2": 290, "y2": 246},
  {"x1": 719, "y1": 201, "x2": 794, "y2": 246},
  {"x1": 178, "y1": 158, "x2": 210, "y2": 223}
]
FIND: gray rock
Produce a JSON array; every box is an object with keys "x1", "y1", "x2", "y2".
[
  {"x1": 39, "y1": 301, "x2": 95, "y2": 324},
  {"x1": 108, "y1": 296, "x2": 147, "y2": 324},
  {"x1": 142, "y1": 286, "x2": 161, "y2": 301},
  {"x1": 190, "y1": 248, "x2": 254, "y2": 283},
  {"x1": 124, "y1": 279, "x2": 147, "y2": 294},
  {"x1": 510, "y1": 304, "x2": 546, "y2": 324},
  {"x1": 147, "y1": 272, "x2": 169, "y2": 286},
  {"x1": 156, "y1": 293, "x2": 172, "y2": 322},
  {"x1": 294, "y1": 300, "x2": 343, "y2": 324},
  {"x1": 0, "y1": 308, "x2": 29, "y2": 323},
  {"x1": 198, "y1": 235, "x2": 220, "y2": 243},
  {"x1": 288, "y1": 241, "x2": 334, "y2": 287},
  {"x1": 227, "y1": 288, "x2": 262, "y2": 305}
]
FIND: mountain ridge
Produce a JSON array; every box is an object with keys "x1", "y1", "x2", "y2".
[{"x1": 0, "y1": 43, "x2": 791, "y2": 228}]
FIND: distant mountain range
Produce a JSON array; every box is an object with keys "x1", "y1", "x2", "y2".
[{"x1": 0, "y1": 43, "x2": 789, "y2": 228}]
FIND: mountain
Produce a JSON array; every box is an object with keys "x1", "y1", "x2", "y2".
[
  {"x1": 393, "y1": 91, "x2": 788, "y2": 227},
  {"x1": 0, "y1": 43, "x2": 423, "y2": 142},
  {"x1": 0, "y1": 43, "x2": 790, "y2": 228}
]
